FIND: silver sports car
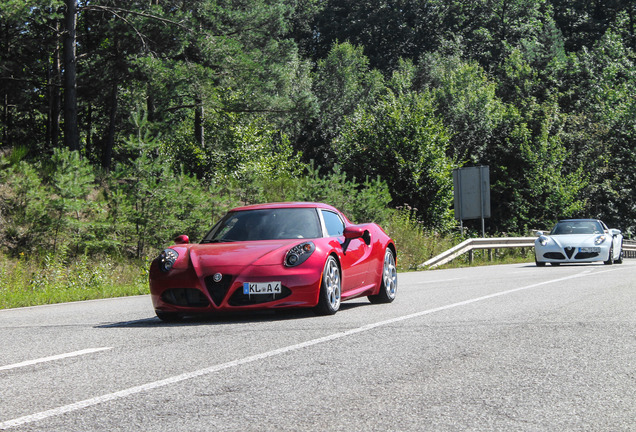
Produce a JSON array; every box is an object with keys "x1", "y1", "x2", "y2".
[{"x1": 534, "y1": 219, "x2": 623, "y2": 266}]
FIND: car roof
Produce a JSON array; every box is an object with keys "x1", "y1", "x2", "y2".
[
  {"x1": 557, "y1": 219, "x2": 601, "y2": 223},
  {"x1": 230, "y1": 202, "x2": 339, "y2": 213}
]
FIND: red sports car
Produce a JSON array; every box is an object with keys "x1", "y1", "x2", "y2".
[{"x1": 149, "y1": 202, "x2": 397, "y2": 321}]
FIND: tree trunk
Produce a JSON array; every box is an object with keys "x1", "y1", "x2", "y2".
[
  {"x1": 194, "y1": 97, "x2": 204, "y2": 147},
  {"x1": 48, "y1": 23, "x2": 62, "y2": 149},
  {"x1": 629, "y1": 3, "x2": 635, "y2": 51},
  {"x1": 102, "y1": 82, "x2": 118, "y2": 171},
  {"x1": 86, "y1": 103, "x2": 92, "y2": 152},
  {"x1": 63, "y1": 0, "x2": 79, "y2": 151},
  {"x1": 2, "y1": 92, "x2": 8, "y2": 147},
  {"x1": 147, "y1": 84, "x2": 155, "y2": 122}
]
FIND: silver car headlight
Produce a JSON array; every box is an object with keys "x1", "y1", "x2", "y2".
[
  {"x1": 538, "y1": 235, "x2": 550, "y2": 246},
  {"x1": 594, "y1": 235, "x2": 607, "y2": 245}
]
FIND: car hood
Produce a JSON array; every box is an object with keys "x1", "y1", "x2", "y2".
[
  {"x1": 547, "y1": 234, "x2": 601, "y2": 247},
  {"x1": 182, "y1": 240, "x2": 303, "y2": 272}
]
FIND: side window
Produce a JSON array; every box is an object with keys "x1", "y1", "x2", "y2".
[{"x1": 321, "y1": 210, "x2": 345, "y2": 237}]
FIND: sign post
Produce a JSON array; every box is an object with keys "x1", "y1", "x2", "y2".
[{"x1": 453, "y1": 166, "x2": 491, "y2": 237}]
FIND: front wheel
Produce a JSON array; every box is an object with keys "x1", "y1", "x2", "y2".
[
  {"x1": 314, "y1": 256, "x2": 341, "y2": 315},
  {"x1": 368, "y1": 249, "x2": 397, "y2": 304},
  {"x1": 604, "y1": 245, "x2": 614, "y2": 265}
]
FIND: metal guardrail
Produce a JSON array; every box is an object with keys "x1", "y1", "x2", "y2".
[
  {"x1": 421, "y1": 237, "x2": 636, "y2": 269},
  {"x1": 421, "y1": 237, "x2": 536, "y2": 269},
  {"x1": 624, "y1": 240, "x2": 636, "y2": 258}
]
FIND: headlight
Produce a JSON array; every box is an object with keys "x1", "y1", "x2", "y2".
[
  {"x1": 594, "y1": 235, "x2": 607, "y2": 245},
  {"x1": 538, "y1": 236, "x2": 550, "y2": 246},
  {"x1": 158, "y1": 248, "x2": 179, "y2": 272},
  {"x1": 284, "y1": 242, "x2": 315, "y2": 267}
]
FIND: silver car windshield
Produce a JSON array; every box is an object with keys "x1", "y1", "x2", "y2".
[
  {"x1": 202, "y1": 208, "x2": 322, "y2": 242},
  {"x1": 551, "y1": 221, "x2": 604, "y2": 235}
]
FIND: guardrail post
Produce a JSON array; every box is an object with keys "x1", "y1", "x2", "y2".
[{"x1": 468, "y1": 249, "x2": 474, "y2": 264}]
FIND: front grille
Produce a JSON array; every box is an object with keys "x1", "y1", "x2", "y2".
[
  {"x1": 161, "y1": 288, "x2": 210, "y2": 307},
  {"x1": 204, "y1": 274, "x2": 233, "y2": 306},
  {"x1": 544, "y1": 252, "x2": 565, "y2": 259},
  {"x1": 228, "y1": 285, "x2": 292, "y2": 306},
  {"x1": 575, "y1": 252, "x2": 599, "y2": 259}
]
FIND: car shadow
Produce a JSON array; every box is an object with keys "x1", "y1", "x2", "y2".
[
  {"x1": 523, "y1": 262, "x2": 607, "y2": 268},
  {"x1": 95, "y1": 301, "x2": 370, "y2": 328}
]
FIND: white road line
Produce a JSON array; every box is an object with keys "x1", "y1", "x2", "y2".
[
  {"x1": 0, "y1": 348, "x2": 113, "y2": 372},
  {"x1": 413, "y1": 277, "x2": 466, "y2": 285},
  {"x1": 0, "y1": 268, "x2": 620, "y2": 430}
]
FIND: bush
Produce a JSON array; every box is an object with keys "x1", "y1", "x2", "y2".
[
  {"x1": 383, "y1": 207, "x2": 456, "y2": 271},
  {"x1": 334, "y1": 90, "x2": 457, "y2": 230}
]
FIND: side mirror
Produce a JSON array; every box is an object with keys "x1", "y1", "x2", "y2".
[
  {"x1": 174, "y1": 235, "x2": 190, "y2": 245},
  {"x1": 343, "y1": 226, "x2": 365, "y2": 240},
  {"x1": 535, "y1": 231, "x2": 544, "y2": 237},
  {"x1": 343, "y1": 226, "x2": 371, "y2": 249},
  {"x1": 609, "y1": 229, "x2": 621, "y2": 236}
]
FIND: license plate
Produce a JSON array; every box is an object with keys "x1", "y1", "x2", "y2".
[
  {"x1": 243, "y1": 282, "x2": 281, "y2": 295},
  {"x1": 579, "y1": 247, "x2": 600, "y2": 253}
]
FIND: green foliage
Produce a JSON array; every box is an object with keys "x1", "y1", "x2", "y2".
[
  {"x1": 334, "y1": 90, "x2": 457, "y2": 230},
  {"x1": 304, "y1": 42, "x2": 385, "y2": 164},
  {"x1": 417, "y1": 54, "x2": 506, "y2": 164},
  {"x1": 0, "y1": 160, "x2": 52, "y2": 253},
  {"x1": 109, "y1": 110, "x2": 234, "y2": 257},
  {"x1": 48, "y1": 148, "x2": 96, "y2": 253},
  {"x1": 313, "y1": 42, "x2": 385, "y2": 139},
  {"x1": 488, "y1": 100, "x2": 588, "y2": 232},
  {"x1": 212, "y1": 119, "x2": 306, "y2": 203}
]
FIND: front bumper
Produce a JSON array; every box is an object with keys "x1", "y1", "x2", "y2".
[
  {"x1": 535, "y1": 243, "x2": 610, "y2": 263},
  {"x1": 149, "y1": 262, "x2": 322, "y2": 314}
]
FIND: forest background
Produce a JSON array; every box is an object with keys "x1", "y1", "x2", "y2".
[{"x1": 0, "y1": 1, "x2": 634, "y2": 304}]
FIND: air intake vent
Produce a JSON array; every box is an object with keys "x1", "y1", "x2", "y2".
[{"x1": 204, "y1": 274, "x2": 233, "y2": 306}]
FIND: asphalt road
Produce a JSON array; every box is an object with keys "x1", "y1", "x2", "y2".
[{"x1": 1, "y1": 261, "x2": 635, "y2": 431}]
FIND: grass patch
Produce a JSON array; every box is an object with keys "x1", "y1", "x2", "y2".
[
  {"x1": 384, "y1": 208, "x2": 457, "y2": 271},
  {"x1": 0, "y1": 252, "x2": 148, "y2": 309}
]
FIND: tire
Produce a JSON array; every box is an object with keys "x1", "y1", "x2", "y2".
[
  {"x1": 604, "y1": 245, "x2": 614, "y2": 265},
  {"x1": 368, "y1": 249, "x2": 397, "y2": 304},
  {"x1": 156, "y1": 311, "x2": 183, "y2": 322},
  {"x1": 314, "y1": 256, "x2": 341, "y2": 315},
  {"x1": 616, "y1": 241, "x2": 623, "y2": 264},
  {"x1": 550, "y1": 262, "x2": 560, "y2": 266},
  {"x1": 535, "y1": 257, "x2": 546, "y2": 267}
]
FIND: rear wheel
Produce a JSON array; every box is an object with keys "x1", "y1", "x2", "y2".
[
  {"x1": 314, "y1": 256, "x2": 341, "y2": 315},
  {"x1": 368, "y1": 249, "x2": 397, "y2": 304}
]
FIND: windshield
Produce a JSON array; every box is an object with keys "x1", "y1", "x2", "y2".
[
  {"x1": 201, "y1": 208, "x2": 322, "y2": 242},
  {"x1": 551, "y1": 220, "x2": 604, "y2": 235}
]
